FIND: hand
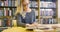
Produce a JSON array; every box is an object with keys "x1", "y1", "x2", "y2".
[{"x1": 26, "y1": 24, "x2": 30, "y2": 27}]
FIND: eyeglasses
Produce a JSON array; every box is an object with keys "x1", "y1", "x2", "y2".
[{"x1": 23, "y1": 4, "x2": 29, "y2": 6}]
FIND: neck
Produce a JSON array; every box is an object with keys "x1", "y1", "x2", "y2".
[{"x1": 23, "y1": 8, "x2": 30, "y2": 11}]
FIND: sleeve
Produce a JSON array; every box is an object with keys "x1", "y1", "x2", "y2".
[
  {"x1": 32, "y1": 10, "x2": 36, "y2": 23},
  {"x1": 16, "y1": 13, "x2": 26, "y2": 27}
]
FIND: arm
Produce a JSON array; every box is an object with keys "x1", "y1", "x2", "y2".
[
  {"x1": 16, "y1": 13, "x2": 26, "y2": 27},
  {"x1": 32, "y1": 10, "x2": 36, "y2": 23}
]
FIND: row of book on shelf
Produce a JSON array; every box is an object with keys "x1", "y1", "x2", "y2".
[
  {"x1": 0, "y1": 0, "x2": 17, "y2": 6},
  {"x1": 40, "y1": 9, "x2": 54, "y2": 16},
  {"x1": 40, "y1": 18, "x2": 57, "y2": 24},
  {"x1": 29, "y1": 1, "x2": 56, "y2": 8},
  {"x1": 32, "y1": 9, "x2": 56, "y2": 16},
  {"x1": 0, "y1": 8, "x2": 16, "y2": 17},
  {"x1": 0, "y1": 18, "x2": 12, "y2": 27},
  {"x1": 0, "y1": 18, "x2": 57, "y2": 27}
]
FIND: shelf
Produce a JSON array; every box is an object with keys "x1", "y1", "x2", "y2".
[
  {"x1": 0, "y1": 27, "x2": 11, "y2": 28},
  {"x1": 0, "y1": 16, "x2": 12, "y2": 18},
  {"x1": 30, "y1": 0, "x2": 56, "y2": 2},
  {"x1": 0, "y1": 6, "x2": 17, "y2": 8},
  {"x1": 40, "y1": 7, "x2": 56, "y2": 9},
  {"x1": 30, "y1": 0, "x2": 37, "y2": 1},
  {"x1": 1, "y1": 0, "x2": 16, "y2": 1},
  {"x1": 30, "y1": 7, "x2": 38, "y2": 9},
  {"x1": 30, "y1": 7, "x2": 56, "y2": 9},
  {"x1": 2, "y1": 16, "x2": 12, "y2": 17},
  {"x1": 40, "y1": 0, "x2": 56, "y2": 2},
  {"x1": 1, "y1": 0, "x2": 6, "y2": 1},
  {"x1": 40, "y1": 16, "x2": 52, "y2": 18}
]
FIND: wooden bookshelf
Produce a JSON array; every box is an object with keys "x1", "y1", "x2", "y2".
[
  {"x1": 30, "y1": 0, "x2": 58, "y2": 24},
  {"x1": 0, "y1": 0, "x2": 17, "y2": 29}
]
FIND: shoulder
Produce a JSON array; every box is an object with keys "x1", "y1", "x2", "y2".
[{"x1": 31, "y1": 9, "x2": 35, "y2": 13}]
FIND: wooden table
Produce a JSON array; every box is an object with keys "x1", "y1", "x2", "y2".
[{"x1": 26, "y1": 24, "x2": 60, "y2": 32}]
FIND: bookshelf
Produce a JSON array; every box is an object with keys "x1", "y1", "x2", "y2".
[
  {"x1": 30, "y1": 0, "x2": 58, "y2": 24},
  {"x1": 0, "y1": 0, "x2": 17, "y2": 29}
]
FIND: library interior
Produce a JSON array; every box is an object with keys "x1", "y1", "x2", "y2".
[{"x1": 0, "y1": 0, "x2": 60, "y2": 32}]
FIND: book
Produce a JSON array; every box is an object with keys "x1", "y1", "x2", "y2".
[
  {"x1": 15, "y1": 1, "x2": 18, "y2": 6},
  {"x1": 49, "y1": 18, "x2": 52, "y2": 24},
  {"x1": 8, "y1": 0, "x2": 12, "y2": 6},
  {"x1": 45, "y1": 10, "x2": 48, "y2": 16},
  {"x1": 40, "y1": 11, "x2": 42, "y2": 16},
  {"x1": 17, "y1": 0, "x2": 20, "y2": 6},
  {"x1": 7, "y1": 18, "x2": 11, "y2": 26},
  {"x1": 12, "y1": 8, "x2": 16, "y2": 16},
  {"x1": 1, "y1": 1, "x2": 4, "y2": 6},
  {"x1": 6, "y1": 9, "x2": 8, "y2": 16},
  {"x1": 40, "y1": 18, "x2": 43, "y2": 24},
  {"x1": 12, "y1": 1, "x2": 15, "y2": 6},
  {"x1": 3, "y1": 18, "x2": 7, "y2": 27},
  {"x1": 8, "y1": 9, "x2": 12, "y2": 16},
  {"x1": 4, "y1": 0, "x2": 8, "y2": 6},
  {"x1": 0, "y1": 19, "x2": 2, "y2": 26},
  {"x1": 0, "y1": 9, "x2": 3, "y2": 17},
  {"x1": 0, "y1": 1, "x2": 2, "y2": 6},
  {"x1": 4, "y1": 8, "x2": 8, "y2": 16}
]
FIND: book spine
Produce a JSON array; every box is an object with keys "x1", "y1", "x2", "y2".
[
  {"x1": 9, "y1": 10, "x2": 12, "y2": 16},
  {"x1": 3, "y1": 8, "x2": 4, "y2": 16},
  {"x1": 0, "y1": 10, "x2": 2, "y2": 17},
  {"x1": 1, "y1": 1, "x2": 4, "y2": 6},
  {"x1": 0, "y1": 20, "x2": 2, "y2": 26},
  {"x1": 7, "y1": 18, "x2": 11, "y2": 26},
  {"x1": 12, "y1": 8, "x2": 14, "y2": 16},
  {"x1": 3, "y1": 18, "x2": 7, "y2": 27},
  {"x1": 40, "y1": 11, "x2": 42, "y2": 16},
  {"x1": 4, "y1": 8, "x2": 6, "y2": 16},
  {"x1": 44, "y1": 10, "x2": 45, "y2": 16},
  {"x1": 12, "y1": 1, "x2": 15, "y2": 6},
  {"x1": 6, "y1": 9, "x2": 8, "y2": 16},
  {"x1": 15, "y1": 1, "x2": 16, "y2": 6},
  {"x1": 48, "y1": 11, "x2": 50, "y2": 16},
  {"x1": 0, "y1": 1, "x2": 1, "y2": 6},
  {"x1": 45, "y1": 11, "x2": 48, "y2": 16},
  {"x1": 8, "y1": 0, "x2": 12, "y2": 6},
  {"x1": 49, "y1": 18, "x2": 52, "y2": 24},
  {"x1": 4, "y1": 0, "x2": 8, "y2": 6},
  {"x1": 40, "y1": 19, "x2": 43, "y2": 24}
]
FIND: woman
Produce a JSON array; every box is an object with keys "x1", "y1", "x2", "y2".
[{"x1": 16, "y1": 0, "x2": 36, "y2": 27}]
